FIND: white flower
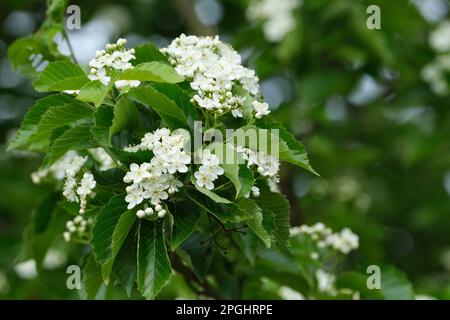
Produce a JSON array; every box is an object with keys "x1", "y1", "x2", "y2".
[
  {"x1": 144, "y1": 188, "x2": 169, "y2": 205},
  {"x1": 124, "y1": 144, "x2": 141, "y2": 153},
  {"x1": 194, "y1": 171, "x2": 215, "y2": 190},
  {"x1": 193, "y1": 149, "x2": 224, "y2": 190},
  {"x1": 236, "y1": 147, "x2": 279, "y2": 177},
  {"x1": 14, "y1": 260, "x2": 37, "y2": 280},
  {"x1": 123, "y1": 163, "x2": 151, "y2": 184},
  {"x1": 279, "y1": 286, "x2": 304, "y2": 300},
  {"x1": 247, "y1": 0, "x2": 300, "y2": 42},
  {"x1": 31, "y1": 169, "x2": 48, "y2": 184},
  {"x1": 251, "y1": 186, "x2": 260, "y2": 197},
  {"x1": 166, "y1": 152, "x2": 191, "y2": 174},
  {"x1": 316, "y1": 269, "x2": 336, "y2": 294},
  {"x1": 294, "y1": 222, "x2": 359, "y2": 255},
  {"x1": 253, "y1": 101, "x2": 270, "y2": 118},
  {"x1": 63, "y1": 177, "x2": 78, "y2": 202},
  {"x1": 63, "y1": 214, "x2": 90, "y2": 242},
  {"x1": 430, "y1": 21, "x2": 450, "y2": 52},
  {"x1": 326, "y1": 228, "x2": 359, "y2": 254},
  {"x1": 157, "y1": 209, "x2": 167, "y2": 218},
  {"x1": 125, "y1": 185, "x2": 144, "y2": 209},
  {"x1": 65, "y1": 153, "x2": 88, "y2": 178},
  {"x1": 167, "y1": 176, "x2": 183, "y2": 194},
  {"x1": 267, "y1": 175, "x2": 280, "y2": 193},
  {"x1": 136, "y1": 210, "x2": 146, "y2": 219},
  {"x1": 63, "y1": 90, "x2": 80, "y2": 95},
  {"x1": 114, "y1": 80, "x2": 140, "y2": 90},
  {"x1": 231, "y1": 109, "x2": 243, "y2": 118},
  {"x1": 89, "y1": 148, "x2": 114, "y2": 170},
  {"x1": 76, "y1": 173, "x2": 96, "y2": 197}
]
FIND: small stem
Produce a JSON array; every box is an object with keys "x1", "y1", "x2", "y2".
[
  {"x1": 63, "y1": 29, "x2": 78, "y2": 64},
  {"x1": 207, "y1": 213, "x2": 227, "y2": 254},
  {"x1": 213, "y1": 181, "x2": 232, "y2": 191},
  {"x1": 103, "y1": 147, "x2": 127, "y2": 171}
]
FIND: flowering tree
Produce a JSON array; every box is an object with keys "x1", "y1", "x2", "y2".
[{"x1": 4, "y1": 0, "x2": 428, "y2": 300}]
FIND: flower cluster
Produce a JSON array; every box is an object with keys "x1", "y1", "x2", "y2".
[
  {"x1": 422, "y1": 54, "x2": 450, "y2": 96},
  {"x1": 236, "y1": 146, "x2": 280, "y2": 177},
  {"x1": 123, "y1": 128, "x2": 190, "y2": 218},
  {"x1": 194, "y1": 149, "x2": 224, "y2": 190},
  {"x1": 244, "y1": 186, "x2": 261, "y2": 198},
  {"x1": 88, "y1": 38, "x2": 140, "y2": 90},
  {"x1": 236, "y1": 145, "x2": 280, "y2": 192},
  {"x1": 429, "y1": 21, "x2": 450, "y2": 53},
  {"x1": 52, "y1": 152, "x2": 98, "y2": 214},
  {"x1": 31, "y1": 150, "x2": 82, "y2": 184},
  {"x1": 162, "y1": 34, "x2": 269, "y2": 119},
  {"x1": 89, "y1": 147, "x2": 114, "y2": 170},
  {"x1": 63, "y1": 214, "x2": 91, "y2": 242},
  {"x1": 290, "y1": 222, "x2": 359, "y2": 254},
  {"x1": 422, "y1": 21, "x2": 450, "y2": 96},
  {"x1": 247, "y1": 0, "x2": 300, "y2": 42}
]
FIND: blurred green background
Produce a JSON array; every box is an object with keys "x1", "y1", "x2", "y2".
[{"x1": 0, "y1": 0, "x2": 450, "y2": 299}]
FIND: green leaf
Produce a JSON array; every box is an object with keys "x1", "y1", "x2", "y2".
[
  {"x1": 234, "y1": 229, "x2": 259, "y2": 265},
  {"x1": 238, "y1": 198, "x2": 271, "y2": 248},
  {"x1": 21, "y1": 198, "x2": 69, "y2": 268},
  {"x1": 7, "y1": 94, "x2": 75, "y2": 151},
  {"x1": 31, "y1": 101, "x2": 93, "y2": 148},
  {"x1": 151, "y1": 83, "x2": 199, "y2": 126},
  {"x1": 92, "y1": 105, "x2": 114, "y2": 146},
  {"x1": 44, "y1": 124, "x2": 95, "y2": 165},
  {"x1": 257, "y1": 119, "x2": 318, "y2": 175},
  {"x1": 256, "y1": 191, "x2": 291, "y2": 250},
  {"x1": 171, "y1": 201, "x2": 203, "y2": 249},
  {"x1": 129, "y1": 84, "x2": 189, "y2": 130},
  {"x1": 110, "y1": 97, "x2": 140, "y2": 138},
  {"x1": 209, "y1": 143, "x2": 242, "y2": 197},
  {"x1": 337, "y1": 266, "x2": 414, "y2": 300},
  {"x1": 133, "y1": 43, "x2": 168, "y2": 65},
  {"x1": 137, "y1": 219, "x2": 172, "y2": 299},
  {"x1": 336, "y1": 272, "x2": 384, "y2": 299},
  {"x1": 32, "y1": 192, "x2": 60, "y2": 234},
  {"x1": 112, "y1": 227, "x2": 138, "y2": 297},
  {"x1": 76, "y1": 80, "x2": 108, "y2": 107},
  {"x1": 33, "y1": 61, "x2": 89, "y2": 92},
  {"x1": 238, "y1": 165, "x2": 254, "y2": 198},
  {"x1": 186, "y1": 189, "x2": 251, "y2": 223},
  {"x1": 180, "y1": 232, "x2": 214, "y2": 281},
  {"x1": 380, "y1": 266, "x2": 415, "y2": 300},
  {"x1": 7, "y1": 35, "x2": 68, "y2": 79},
  {"x1": 81, "y1": 254, "x2": 105, "y2": 300},
  {"x1": 119, "y1": 62, "x2": 184, "y2": 83},
  {"x1": 102, "y1": 210, "x2": 136, "y2": 283},
  {"x1": 191, "y1": 177, "x2": 233, "y2": 204},
  {"x1": 91, "y1": 195, "x2": 135, "y2": 283},
  {"x1": 45, "y1": 0, "x2": 68, "y2": 24}
]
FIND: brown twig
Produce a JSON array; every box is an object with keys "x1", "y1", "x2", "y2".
[{"x1": 170, "y1": 253, "x2": 223, "y2": 299}]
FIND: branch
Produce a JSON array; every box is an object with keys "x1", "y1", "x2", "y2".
[
  {"x1": 173, "y1": 0, "x2": 216, "y2": 36},
  {"x1": 170, "y1": 253, "x2": 223, "y2": 300}
]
